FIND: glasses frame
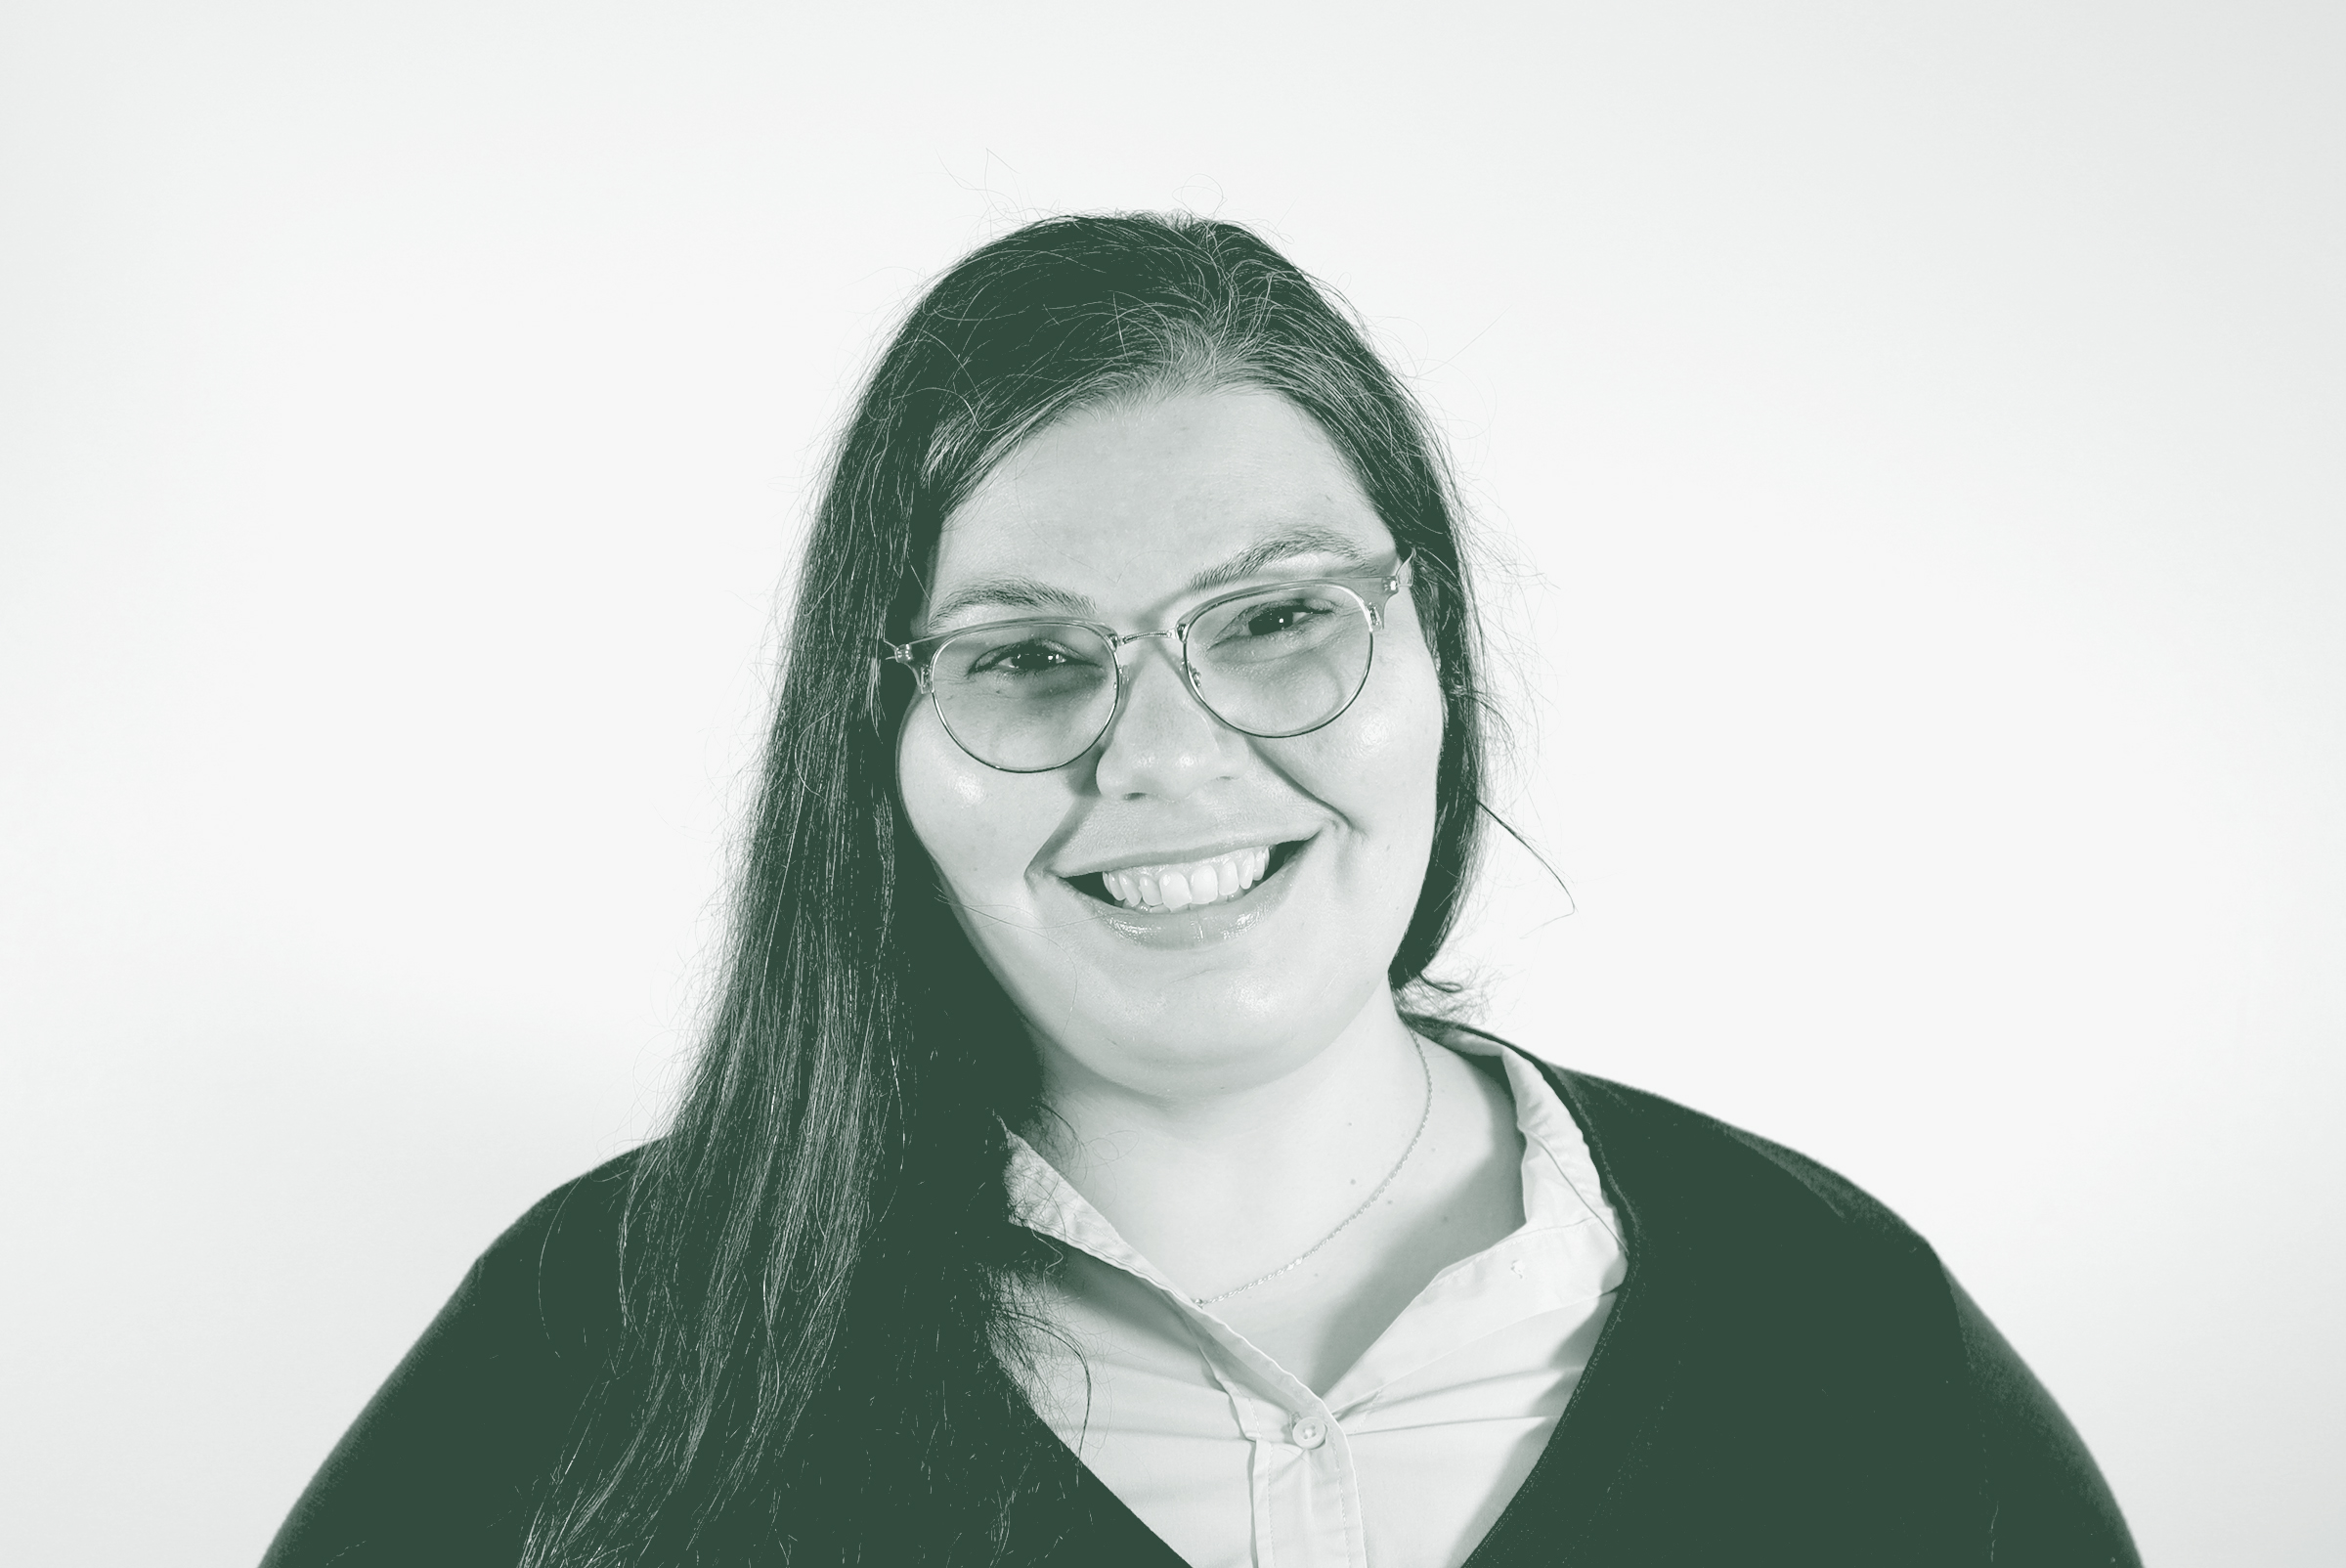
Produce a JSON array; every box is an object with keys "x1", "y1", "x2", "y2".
[{"x1": 877, "y1": 554, "x2": 1414, "y2": 773}]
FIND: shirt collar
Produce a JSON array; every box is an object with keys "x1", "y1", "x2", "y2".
[{"x1": 1002, "y1": 1035, "x2": 1623, "y2": 1292}]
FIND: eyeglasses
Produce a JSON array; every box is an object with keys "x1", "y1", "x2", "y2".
[{"x1": 879, "y1": 556, "x2": 1412, "y2": 773}]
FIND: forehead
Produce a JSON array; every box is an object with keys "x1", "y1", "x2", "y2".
[{"x1": 924, "y1": 387, "x2": 1391, "y2": 630}]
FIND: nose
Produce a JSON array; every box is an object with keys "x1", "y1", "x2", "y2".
[{"x1": 1090, "y1": 635, "x2": 1239, "y2": 800}]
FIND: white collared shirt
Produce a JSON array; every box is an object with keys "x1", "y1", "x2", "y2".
[{"x1": 1004, "y1": 1036, "x2": 1628, "y2": 1568}]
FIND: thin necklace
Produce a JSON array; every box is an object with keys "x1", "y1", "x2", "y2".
[{"x1": 1192, "y1": 1034, "x2": 1434, "y2": 1308}]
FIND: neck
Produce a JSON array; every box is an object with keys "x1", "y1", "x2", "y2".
[{"x1": 1021, "y1": 990, "x2": 1431, "y2": 1280}]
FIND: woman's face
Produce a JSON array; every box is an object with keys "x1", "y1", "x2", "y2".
[{"x1": 897, "y1": 386, "x2": 1446, "y2": 1100}]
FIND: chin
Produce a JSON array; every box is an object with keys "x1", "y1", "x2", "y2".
[{"x1": 1026, "y1": 952, "x2": 1392, "y2": 1094}]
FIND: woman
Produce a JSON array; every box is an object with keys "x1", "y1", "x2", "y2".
[{"x1": 262, "y1": 214, "x2": 2139, "y2": 1567}]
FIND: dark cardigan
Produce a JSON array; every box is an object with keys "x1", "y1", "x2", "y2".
[{"x1": 262, "y1": 1059, "x2": 2141, "y2": 1566}]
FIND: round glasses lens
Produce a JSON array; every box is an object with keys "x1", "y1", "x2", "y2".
[
  {"x1": 1186, "y1": 583, "x2": 1374, "y2": 736},
  {"x1": 929, "y1": 622, "x2": 1118, "y2": 770}
]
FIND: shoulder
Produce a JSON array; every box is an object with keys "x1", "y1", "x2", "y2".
[
  {"x1": 466, "y1": 1146, "x2": 645, "y2": 1358},
  {"x1": 260, "y1": 1148, "x2": 652, "y2": 1568},
  {"x1": 494, "y1": 1143, "x2": 644, "y2": 1253},
  {"x1": 1423, "y1": 1029, "x2": 1967, "y2": 1459},
  {"x1": 1422, "y1": 1020, "x2": 1927, "y2": 1259},
  {"x1": 1423, "y1": 1024, "x2": 2141, "y2": 1563},
  {"x1": 1560, "y1": 1064, "x2": 1926, "y2": 1247}
]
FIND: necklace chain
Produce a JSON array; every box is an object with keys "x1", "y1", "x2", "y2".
[{"x1": 1192, "y1": 1035, "x2": 1434, "y2": 1308}]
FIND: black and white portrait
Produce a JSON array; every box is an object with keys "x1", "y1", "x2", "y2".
[{"x1": 5, "y1": 5, "x2": 2340, "y2": 1565}]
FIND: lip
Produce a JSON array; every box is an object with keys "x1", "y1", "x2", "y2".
[{"x1": 1048, "y1": 835, "x2": 1317, "y2": 948}]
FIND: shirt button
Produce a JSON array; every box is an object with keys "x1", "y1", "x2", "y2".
[{"x1": 1290, "y1": 1416, "x2": 1327, "y2": 1449}]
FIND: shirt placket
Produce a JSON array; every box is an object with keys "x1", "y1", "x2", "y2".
[{"x1": 1179, "y1": 1315, "x2": 1368, "y2": 1568}]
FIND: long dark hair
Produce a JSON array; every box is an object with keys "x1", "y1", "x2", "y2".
[{"x1": 522, "y1": 213, "x2": 1495, "y2": 1565}]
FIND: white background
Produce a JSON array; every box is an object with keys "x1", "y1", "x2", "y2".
[{"x1": 3, "y1": 3, "x2": 2340, "y2": 1563}]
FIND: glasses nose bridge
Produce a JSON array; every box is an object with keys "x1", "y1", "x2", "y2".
[
  {"x1": 1104, "y1": 624, "x2": 1211, "y2": 719},
  {"x1": 1107, "y1": 625, "x2": 1195, "y2": 682},
  {"x1": 1108, "y1": 625, "x2": 1184, "y2": 658}
]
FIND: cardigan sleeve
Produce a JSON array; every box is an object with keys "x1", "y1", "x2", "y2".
[
  {"x1": 1948, "y1": 1276, "x2": 2143, "y2": 1567},
  {"x1": 258, "y1": 1156, "x2": 635, "y2": 1568}
]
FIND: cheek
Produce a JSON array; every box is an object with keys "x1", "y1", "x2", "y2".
[
  {"x1": 1302, "y1": 647, "x2": 1446, "y2": 846},
  {"x1": 896, "y1": 706, "x2": 1062, "y2": 896}
]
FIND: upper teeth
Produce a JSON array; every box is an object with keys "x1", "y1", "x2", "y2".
[{"x1": 1099, "y1": 846, "x2": 1274, "y2": 913}]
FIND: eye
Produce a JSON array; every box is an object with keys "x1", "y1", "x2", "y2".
[
  {"x1": 1240, "y1": 599, "x2": 1330, "y2": 636},
  {"x1": 967, "y1": 637, "x2": 1093, "y2": 676},
  {"x1": 1215, "y1": 593, "x2": 1345, "y2": 647}
]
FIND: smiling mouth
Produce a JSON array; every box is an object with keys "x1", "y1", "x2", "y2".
[{"x1": 1067, "y1": 840, "x2": 1310, "y2": 914}]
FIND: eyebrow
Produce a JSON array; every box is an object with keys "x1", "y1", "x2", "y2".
[{"x1": 923, "y1": 524, "x2": 1383, "y2": 630}]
